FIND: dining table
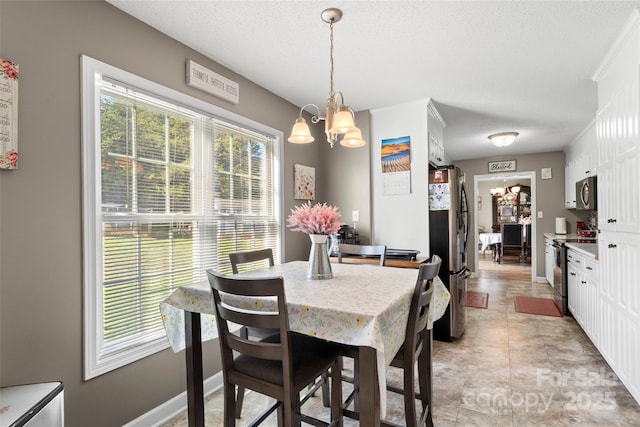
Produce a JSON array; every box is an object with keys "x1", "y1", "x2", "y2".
[{"x1": 160, "y1": 260, "x2": 450, "y2": 426}]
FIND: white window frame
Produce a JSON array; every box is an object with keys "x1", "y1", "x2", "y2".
[{"x1": 81, "y1": 55, "x2": 283, "y2": 379}]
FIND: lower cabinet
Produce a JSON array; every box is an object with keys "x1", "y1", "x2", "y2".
[
  {"x1": 544, "y1": 237, "x2": 555, "y2": 286},
  {"x1": 597, "y1": 231, "x2": 640, "y2": 402}
]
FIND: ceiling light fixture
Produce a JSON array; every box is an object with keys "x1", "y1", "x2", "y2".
[
  {"x1": 288, "y1": 8, "x2": 365, "y2": 148},
  {"x1": 488, "y1": 131, "x2": 519, "y2": 147},
  {"x1": 491, "y1": 180, "x2": 521, "y2": 202}
]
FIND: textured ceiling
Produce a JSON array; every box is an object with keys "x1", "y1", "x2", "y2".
[{"x1": 106, "y1": 0, "x2": 640, "y2": 160}]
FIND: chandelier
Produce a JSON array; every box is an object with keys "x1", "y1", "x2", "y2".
[
  {"x1": 288, "y1": 8, "x2": 365, "y2": 148},
  {"x1": 491, "y1": 181, "x2": 521, "y2": 202},
  {"x1": 488, "y1": 132, "x2": 519, "y2": 147}
]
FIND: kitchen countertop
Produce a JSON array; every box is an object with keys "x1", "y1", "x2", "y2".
[
  {"x1": 544, "y1": 232, "x2": 597, "y2": 242},
  {"x1": 565, "y1": 242, "x2": 598, "y2": 260},
  {"x1": 544, "y1": 232, "x2": 598, "y2": 260}
]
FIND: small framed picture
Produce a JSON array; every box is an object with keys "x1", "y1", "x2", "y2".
[
  {"x1": 294, "y1": 164, "x2": 315, "y2": 200},
  {"x1": 500, "y1": 205, "x2": 513, "y2": 216}
]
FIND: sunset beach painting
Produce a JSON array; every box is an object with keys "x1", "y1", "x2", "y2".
[{"x1": 381, "y1": 136, "x2": 411, "y2": 173}]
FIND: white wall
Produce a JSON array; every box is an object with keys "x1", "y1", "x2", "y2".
[{"x1": 370, "y1": 100, "x2": 431, "y2": 254}]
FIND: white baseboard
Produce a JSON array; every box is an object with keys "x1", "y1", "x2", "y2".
[{"x1": 123, "y1": 372, "x2": 223, "y2": 427}]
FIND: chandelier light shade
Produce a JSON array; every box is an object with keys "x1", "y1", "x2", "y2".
[
  {"x1": 488, "y1": 131, "x2": 519, "y2": 147},
  {"x1": 288, "y1": 117, "x2": 315, "y2": 144},
  {"x1": 287, "y1": 8, "x2": 365, "y2": 148},
  {"x1": 340, "y1": 128, "x2": 366, "y2": 147}
]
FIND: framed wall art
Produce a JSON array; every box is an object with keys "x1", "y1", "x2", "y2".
[
  {"x1": 0, "y1": 58, "x2": 19, "y2": 170},
  {"x1": 294, "y1": 164, "x2": 315, "y2": 200}
]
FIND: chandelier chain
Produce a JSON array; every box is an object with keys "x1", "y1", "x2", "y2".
[{"x1": 329, "y1": 20, "x2": 335, "y2": 98}]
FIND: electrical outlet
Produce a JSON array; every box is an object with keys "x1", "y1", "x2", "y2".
[
  {"x1": 352, "y1": 210, "x2": 359, "y2": 222},
  {"x1": 537, "y1": 211, "x2": 543, "y2": 218}
]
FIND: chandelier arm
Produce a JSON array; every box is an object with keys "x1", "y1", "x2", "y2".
[{"x1": 298, "y1": 103, "x2": 325, "y2": 124}]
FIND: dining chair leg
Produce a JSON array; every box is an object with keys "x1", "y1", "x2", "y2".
[
  {"x1": 235, "y1": 327, "x2": 249, "y2": 419},
  {"x1": 417, "y1": 350, "x2": 431, "y2": 427},
  {"x1": 276, "y1": 404, "x2": 284, "y2": 427},
  {"x1": 331, "y1": 357, "x2": 343, "y2": 425},
  {"x1": 235, "y1": 385, "x2": 245, "y2": 419},
  {"x1": 403, "y1": 359, "x2": 418, "y2": 427},
  {"x1": 223, "y1": 381, "x2": 236, "y2": 427}
]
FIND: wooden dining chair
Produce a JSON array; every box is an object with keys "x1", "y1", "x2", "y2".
[
  {"x1": 207, "y1": 270, "x2": 343, "y2": 427},
  {"x1": 229, "y1": 248, "x2": 274, "y2": 274},
  {"x1": 341, "y1": 255, "x2": 441, "y2": 427},
  {"x1": 227, "y1": 248, "x2": 276, "y2": 418},
  {"x1": 337, "y1": 243, "x2": 387, "y2": 266},
  {"x1": 500, "y1": 223, "x2": 524, "y2": 263}
]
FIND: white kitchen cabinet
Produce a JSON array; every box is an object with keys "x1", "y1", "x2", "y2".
[
  {"x1": 597, "y1": 231, "x2": 640, "y2": 399},
  {"x1": 596, "y1": 79, "x2": 640, "y2": 234},
  {"x1": 544, "y1": 237, "x2": 555, "y2": 286},
  {"x1": 564, "y1": 119, "x2": 596, "y2": 208},
  {"x1": 427, "y1": 100, "x2": 446, "y2": 167},
  {"x1": 566, "y1": 250, "x2": 581, "y2": 321},
  {"x1": 566, "y1": 247, "x2": 599, "y2": 345},
  {"x1": 564, "y1": 157, "x2": 577, "y2": 209}
]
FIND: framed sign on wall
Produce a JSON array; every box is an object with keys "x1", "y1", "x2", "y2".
[{"x1": 488, "y1": 160, "x2": 516, "y2": 173}]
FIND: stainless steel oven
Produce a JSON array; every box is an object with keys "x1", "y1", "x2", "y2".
[{"x1": 552, "y1": 240, "x2": 569, "y2": 315}]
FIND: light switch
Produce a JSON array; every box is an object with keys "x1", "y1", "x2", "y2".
[
  {"x1": 352, "y1": 210, "x2": 359, "y2": 222},
  {"x1": 537, "y1": 211, "x2": 543, "y2": 218}
]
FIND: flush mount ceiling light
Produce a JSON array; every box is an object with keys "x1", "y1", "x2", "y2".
[
  {"x1": 288, "y1": 8, "x2": 365, "y2": 148},
  {"x1": 488, "y1": 132, "x2": 519, "y2": 147}
]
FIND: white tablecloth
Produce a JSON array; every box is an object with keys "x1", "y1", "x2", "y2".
[{"x1": 479, "y1": 232, "x2": 501, "y2": 250}]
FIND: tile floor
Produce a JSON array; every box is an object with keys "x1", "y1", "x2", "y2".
[{"x1": 162, "y1": 256, "x2": 640, "y2": 426}]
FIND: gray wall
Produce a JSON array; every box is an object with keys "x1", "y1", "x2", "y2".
[
  {"x1": 456, "y1": 151, "x2": 580, "y2": 278},
  {"x1": 0, "y1": 1, "x2": 328, "y2": 425},
  {"x1": 322, "y1": 110, "x2": 372, "y2": 244}
]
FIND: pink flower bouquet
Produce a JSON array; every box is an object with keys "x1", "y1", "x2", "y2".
[{"x1": 287, "y1": 201, "x2": 341, "y2": 235}]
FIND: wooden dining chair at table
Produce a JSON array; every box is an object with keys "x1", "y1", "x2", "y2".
[
  {"x1": 229, "y1": 248, "x2": 274, "y2": 274},
  {"x1": 228, "y1": 249, "x2": 276, "y2": 418},
  {"x1": 207, "y1": 270, "x2": 343, "y2": 427},
  {"x1": 500, "y1": 223, "x2": 524, "y2": 263},
  {"x1": 341, "y1": 254, "x2": 441, "y2": 427},
  {"x1": 337, "y1": 243, "x2": 387, "y2": 266}
]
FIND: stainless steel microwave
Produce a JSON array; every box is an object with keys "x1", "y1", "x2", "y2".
[{"x1": 576, "y1": 176, "x2": 597, "y2": 210}]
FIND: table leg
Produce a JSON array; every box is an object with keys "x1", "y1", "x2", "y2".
[
  {"x1": 185, "y1": 311, "x2": 204, "y2": 427},
  {"x1": 358, "y1": 346, "x2": 380, "y2": 426}
]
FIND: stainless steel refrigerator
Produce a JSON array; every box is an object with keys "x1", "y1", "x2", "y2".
[{"x1": 428, "y1": 164, "x2": 471, "y2": 341}]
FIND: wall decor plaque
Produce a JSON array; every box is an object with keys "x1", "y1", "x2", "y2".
[{"x1": 488, "y1": 160, "x2": 516, "y2": 173}]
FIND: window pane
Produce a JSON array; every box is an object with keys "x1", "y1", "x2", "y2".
[{"x1": 135, "y1": 107, "x2": 166, "y2": 161}]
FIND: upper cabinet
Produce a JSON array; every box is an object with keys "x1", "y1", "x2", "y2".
[
  {"x1": 592, "y1": 10, "x2": 640, "y2": 234},
  {"x1": 427, "y1": 100, "x2": 447, "y2": 166},
  {"x1": 564, "y1": 119, "x2": 596, "y2": 208}
]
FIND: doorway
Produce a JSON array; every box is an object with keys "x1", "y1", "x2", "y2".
[{"x1": 473, "y1": 171, "x2": 536, "y2": 283}]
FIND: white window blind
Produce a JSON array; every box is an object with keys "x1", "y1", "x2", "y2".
[{"x1": 82, "y1": 56, "x2": 282, "y2": 379}]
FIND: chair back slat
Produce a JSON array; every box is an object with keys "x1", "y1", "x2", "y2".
[
  {"x1": 224, "y1": 333, "x2": 283, "y2": 360},
  {"x1": 338, "y1": 244, "x2": 387, "y2": 266},
  {"x1": 216, "y1": 304, "x2": 281, "y2": 330}
]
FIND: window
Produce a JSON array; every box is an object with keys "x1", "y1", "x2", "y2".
[{"x1": 82, "y1": 56, "x2": 282, "y2": 379}]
